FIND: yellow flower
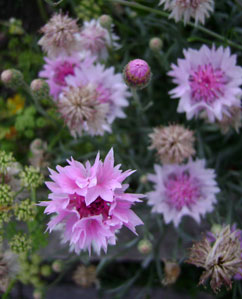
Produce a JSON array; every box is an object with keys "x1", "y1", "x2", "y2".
[{"x1": 7, "y1": 94, "x2": 25, "y2": 115}]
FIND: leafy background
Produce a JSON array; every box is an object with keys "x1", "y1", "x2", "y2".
[{"x1": 0, "y1": 0, "x2": 242, "y2": 298}]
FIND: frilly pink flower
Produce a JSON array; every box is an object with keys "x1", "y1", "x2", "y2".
[{"x1": 39, "y1": 149, "x2": 144, "y2": 254}]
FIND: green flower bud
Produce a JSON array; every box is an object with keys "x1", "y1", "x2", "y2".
[
  {"x1": 30, "y1": 79, "x2": 50, "y2": 100},
  {"x1": 10, "y1": 233, "x2": 32, "y2": 254},
  {"x1": 14, "y1": 198, "x2": 37, "y2": 222},
  {"x1": 138, "y1": 239, "x2": 152, "y2": 255},
  {"x1": 20, "y1": 166, "x2": 44, "y2": 189},
  {"x1": 40, "y1": 264, "x2": 52, "y2": 277},
  {"x1": 149, "y1": 37, "x2": 163, "y2": 52},
  {"x1": 52, "y1": 260, "x2": 63, "y2": 273},
  {"x1": 31, "y1": 254, "x2": 41, "y2": 265},
  {"x1": 1, "y1": 69, "x2": 24, "y2": 89},
  {"x1": 99, "y1": 15, "x2": 112, "y2": 29},
  {"x1": 0, "y1": 150, "x2": 15, "y2": 174},
  {"x1": 0, "y1": 184, "x2": 13, "y2": 205}
]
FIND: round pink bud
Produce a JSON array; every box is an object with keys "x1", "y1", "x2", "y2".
[
  {"x1": 149, "y1": 37, "x2": 163, "y2": 52},
  {"x1": 30, "y1": 79, "x2": 50, "y2": 99},
  {"x1": 1, "y1": 69, "x2": 13, "y2": 83},
  {"x1": 99, "y1": 14, "x2": 112, "y2": 29},
  {"x1": 138, "y1": 239, "x2": 152, "y2": 255},
  {"x1": 1, "y1": 69, "x2": 23, "y2": 89},
  {"x1": 123, "y1": 59, "x2": 151, "y2": 89}
]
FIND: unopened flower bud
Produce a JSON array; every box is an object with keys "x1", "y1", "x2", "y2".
[
  {"x1": 138, "y1": 239, "x2": 152, "y2": 255},
  {"x1": 40, "y1": 264, "x2": 52, "y2": 277},
  {"x1": 1, "y1": 69, "x2": 23, "y2": 89},
  {"x1": 123, "y1": 59, "x2": 151, "y2": 89},
  {"x1": 139, "y1": 175, "x2": 148, "y2": 184},
  {"x1": 52, "y1": 260, "x2": 63, "y2": 273},
  {"x1": 211, "y1": 224, "x2": 222, "y2": 235},
  {"x1": 149, "y1": 37, "x2": 163, "y2": 52},
  {"x1": 162, "y1": 260, "x2": 181, "y2": 286},
  {"x1": 33, "y1": 290, "x2": 43, "y2": 299},
  {"x1": 30, "y1": 79, "x2": 50, "y2": 99},
  {"x1": 99, "y1": 15, "x2": 112, "y2": 29}
]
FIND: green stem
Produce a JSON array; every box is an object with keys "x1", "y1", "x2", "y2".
[
  {"x1": 31, "y1": 188, "x2": 36, "y2": 202},
  {"x1": 36, "y1": 0, "x2": 48, "y2": 21},
  {"x1": 23, "y1": 82, "x2": 57, "y2": 127},
  {"x1": 2, "y1": 279, "x2": 16, "y2": 299},
  {"x1": 110, "y1": 0, "x2": 242, "y2": 51},
  {"x1": 14, "y1": 186, "x2": 24, "y2": 199}
]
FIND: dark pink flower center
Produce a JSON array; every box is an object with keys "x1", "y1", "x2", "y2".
[
  {"x1": 53, "y1": 61, "x2": 75, "y2": 86},
  {"x1": 69, "y1": 194, "x2": 110, "y2": 219},
  {"x1": 165, "y1": 171, "x2": 201, "y2": 210},
  {"x1": 189, "y1": 64, "x2": 227, "y2": 104}
]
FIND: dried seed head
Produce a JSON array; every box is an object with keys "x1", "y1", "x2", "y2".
[
  {"x1": 187, "y1": 225, "x2": 242, "y2": 293},
  {"x1": 149, "y1": 124, "x2": 195, "y2": 164}
]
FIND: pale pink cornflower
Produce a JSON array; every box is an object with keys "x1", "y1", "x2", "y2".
[
  {"x1": 147, "y1": 159, "x2": 219, "y2": 227},
  {"x1": 38, "y1": 13, "x2": 79, "y2": 57},
  {"x1": 159, "y1": 0, "x2": 214, "y2": 25},
  {"x1": 149, "y1": 124, "x2": 195, "y2": 164},
  {"x1": 39, "y1": 54, "x2": 95, "y2": 100},
  {"x1": 58, "y1": 85, "x2": 110, "y2": 137},
  {"x1": 76, "y1": 19, "x2": 119, "y2": 61},
  {"x1": 39, "y1": 149, "x2": 144, "y2": 254},
  {"x1": 63, "y1": 62, "x2": 130, "y2": 125},
  {"x1": 168, "y1": 45, "x2": 242, "y2": 122}
]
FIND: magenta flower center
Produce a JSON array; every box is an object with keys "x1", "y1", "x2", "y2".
[
  {"x1": 53, "y1": 61, "x2": 75, "y2": 86},
  {"x1": 69, "y1": 194, "x2": 110, "y2": 219},
  {"x1": 189, "y1": 64, "x2": 227, "y2": 104},
  {"x1": 165, "y1": 171, "x2": 201, "y2": 210}
]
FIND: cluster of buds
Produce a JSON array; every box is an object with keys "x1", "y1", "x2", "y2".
[
  {"x1": 14, "y1": 198, "x2": 37, "y2": 222},
  {"x1": 0, "y1": 150, "x2": 15, "y2": 174},
  {"x1": 10, "y1": 233, "x2": 32, "y2": 254},
  {"x1": 20, "y1": 166, "x2": 44, "y2": 190}
]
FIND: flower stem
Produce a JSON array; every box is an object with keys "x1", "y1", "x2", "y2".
[{"x1": 109, "y1": 0, "x2": 242, "y2": 51}]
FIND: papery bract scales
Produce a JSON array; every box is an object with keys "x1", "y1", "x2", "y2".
[{"x1": 40, "y1": 149, "x2": 144, "y2": 254}]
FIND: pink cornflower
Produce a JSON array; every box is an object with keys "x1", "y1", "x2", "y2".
[
  {"x1": 63, "y1": 62, "x2": 130, "y2": 125},
  {"x1": 147, "y1": 159, "x2": 219, "y2": 227},
  {"x1": 76, "y1": 19, "x2": 119, "y2": 61},
  {"x1": 39, "y1": 149, "x2": 144, "y2": 254},
  {"x1": 39, "y1": 54, "x2": 95, "y2": 100},
  {"x1": 168, "y1": 45, "x2": 242, "y2": 122},
  {"x1": 38, "y1": 13, "x2": 80, "y2": 58},
  {"x1": 159, "y1": 0, "x2": 214, "y2": 25}
]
